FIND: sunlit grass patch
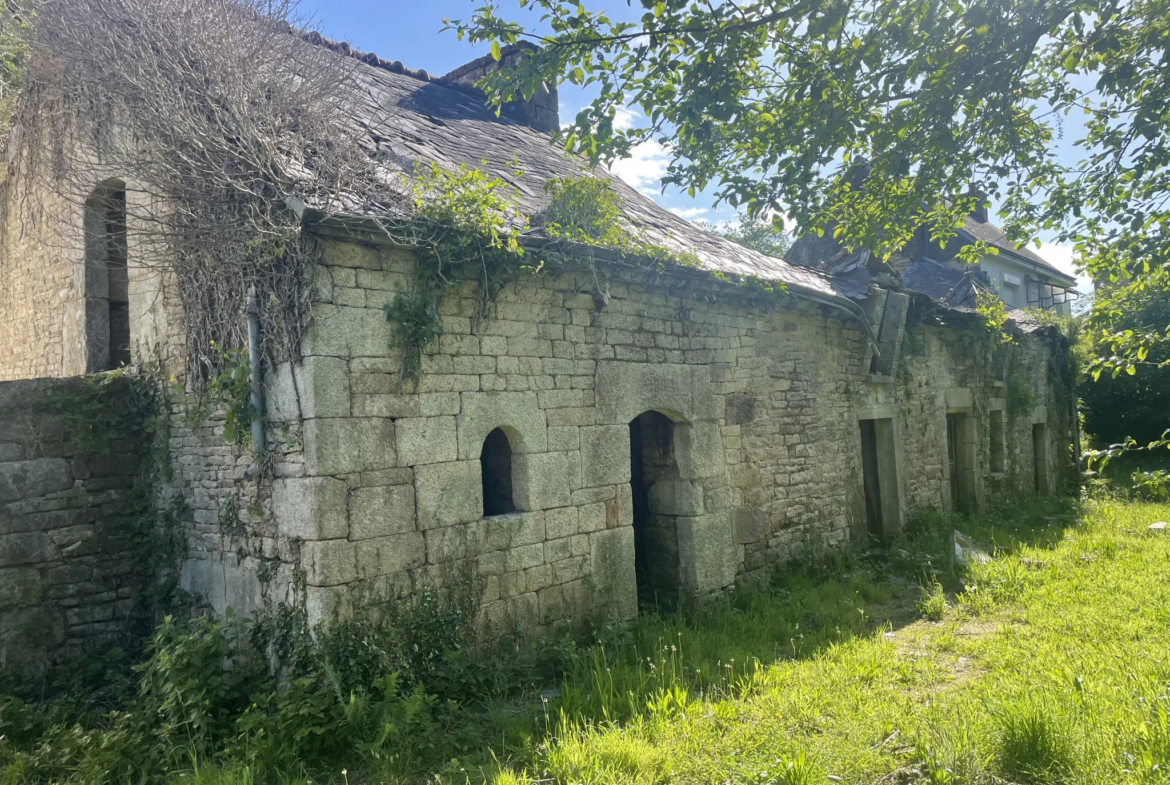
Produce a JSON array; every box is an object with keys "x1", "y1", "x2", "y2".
[{"x1": 484, "y1": 497, "x2": 1170, "y2": 785}]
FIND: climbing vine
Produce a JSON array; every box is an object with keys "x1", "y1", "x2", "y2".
[
  {"x1": 45, "y1": 370, "x2": 162, "y2": 458},
  {"x1": 0, "y1": 0, "x2": 34, "y2": 142},
  {"x1": 380, "y1": 167, "x2": 763, "y2": 382},
  {"x1": 377, "y1": 162, "x2": 526, "y2": 382},
  {"x1": 1005, "y1": 362, "x2": 1037, "y2": 419},
  {"x1": 46, "y1": 370, "x2": 188, "y2": 616},
  {"x1": 179, "y1": 340, "x2": 259, "y2": 449},
  {"x1": 975, "y1": 287, "x2": 1011, "y2": 344},
  {"x1": 383, "y1": 290, "x2": 443, "y2": 381},
  {"x1": 3, "y1": 0, "x2": 372, "y2": 385}
]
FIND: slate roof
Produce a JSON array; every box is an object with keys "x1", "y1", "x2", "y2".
[
  {"x1": 901, "y1": 258, "x2": 996, "y2": 308},
  {"x1": 308, "y1": 37, "x2": 860, "y2": 301}
]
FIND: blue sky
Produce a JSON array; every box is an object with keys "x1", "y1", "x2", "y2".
[{"x1": 299, "y1": 0, "x2": 1089, "y2": 292}]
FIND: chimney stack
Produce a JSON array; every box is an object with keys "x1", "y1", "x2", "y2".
[
  {"x1": 444, "y1": 42, "x2": 559, "y2": 134},
  {"x1": 967, "y1": 185, "x2": 989, "y2": 223}
]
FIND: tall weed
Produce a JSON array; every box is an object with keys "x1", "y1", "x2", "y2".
[{"x1": 994, "y1": 700, "x2": 1075, "y2": 783}]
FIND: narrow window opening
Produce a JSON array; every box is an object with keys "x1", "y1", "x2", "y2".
[
  {"x1": 990, "y1": 410, "x2": 1006, "y2": 473},
  {"x1": 947, "y1": 412, "x2": 976, "y2": 513},
  {"x1": 84, "y1": 182, "x2": 130, "y2": 371},
  {"x1": 630, "y1": 410, "x2": 681, "y2": 612},
  {"x1": 1032, "y1": 423, "x2": 1049, "y2": 494},
  {"x1": 480, "y1": 428, "x2": 516, "y2": 517}
]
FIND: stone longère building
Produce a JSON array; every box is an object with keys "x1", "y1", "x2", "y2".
[{"x1": 0, "y1": 40, "x2": 1076, "y2": 664}]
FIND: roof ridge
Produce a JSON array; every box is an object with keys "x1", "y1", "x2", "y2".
[{"x1": 297, "y1": 30, "x2": 488, "y2": 100}]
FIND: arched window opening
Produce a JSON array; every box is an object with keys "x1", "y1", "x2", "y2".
[
  {"x1": 84, "y1": 182, "x2": 130, "y2": 371},
  {"x1": 629, "y1": 410, "x2": 681, "y2": 611},
  {"x1": 481, "y1": 428, "x2": 516, "y2": 517}
]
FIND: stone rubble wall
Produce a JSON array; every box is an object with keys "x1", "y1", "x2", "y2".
[
  {"x1": 172, "y1": 234, "x2": 1075, "y2": 637},
  {"x1": 0, "y1": 377, "x2": 147, "y2": 672}
]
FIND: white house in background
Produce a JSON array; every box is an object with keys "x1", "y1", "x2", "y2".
[
  {"x1": 959, "y1": 206, "x2": 1079, "y2": 316},
  {"x1": 788, "y1": 203, "x2": 1081, "y2": 316}
]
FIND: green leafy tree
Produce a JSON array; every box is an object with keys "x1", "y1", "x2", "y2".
[
  {"x1": 446, "y1": 0, "x2": 1170, "y2": 381},
  {"x1": 1080, "y1": 280, "x2": 1170, "y2": 447},
  {"x1": 700, "y1": 212, "x2": 791, "y2": 259}
]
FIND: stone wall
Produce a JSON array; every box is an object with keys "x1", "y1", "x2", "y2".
[
  {"x1": 0, "y1": 175, "x2": 85, "y2": 379},
  {"x1": 0, "y1": 169, "x2": 182, "y2": 382},
  {"x1": 0, "y1": 377, "x2": 149, "y2": 673},
  {"x1": 172, "y1": 230, "x2": 1076, "y2": 637}
]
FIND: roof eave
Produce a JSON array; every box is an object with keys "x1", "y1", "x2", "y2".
[{"x1": 295, "y1": 207, "x2": 883, "y2": 350}]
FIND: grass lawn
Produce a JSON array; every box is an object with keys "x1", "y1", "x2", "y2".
[
  {"x1": 470, "y1": 497, "x2": 1170, "y2": 785},
  {"x1": 5, "y1": 496, "x2": 1170, "y2": 785}
]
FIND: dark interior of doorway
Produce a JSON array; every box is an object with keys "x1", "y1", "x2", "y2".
[{"x1": 630, "y1": 410, "x2": 681, "y2": 612}]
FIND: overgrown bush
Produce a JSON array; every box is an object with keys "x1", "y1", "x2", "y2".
[{"x1": 1080, "y1": 278, "x2": 1170, "y2": 447}]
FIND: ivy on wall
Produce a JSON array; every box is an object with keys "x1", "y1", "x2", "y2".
[{"x1": 178, "y1": 340, "x2": 259, "y2": 450}]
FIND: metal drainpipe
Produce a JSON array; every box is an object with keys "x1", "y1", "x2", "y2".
[
  {"x1": 243, "y1": 286, "x2": 265, "y2": 481},
  {"x1": 789, "y1": 284, "x2": 882, "y2": 360}
]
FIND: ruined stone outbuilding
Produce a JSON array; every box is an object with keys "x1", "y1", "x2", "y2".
[{"x1": 0, "y1": 38, "x2": 1078, "y2": 668}]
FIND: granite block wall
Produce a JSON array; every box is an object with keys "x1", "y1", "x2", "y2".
[
  {"x1": 0, "y1": 171, "x2": 182, "y2": 382},
  {"x1": 172, "y1": 231, "x2": 1075, "y2": 636}
]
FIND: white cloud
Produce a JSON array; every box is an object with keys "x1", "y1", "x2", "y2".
[
  {"x1": 668, "y1": 206, "x2": 710, "y2": 220},
  {"x1": 612, "y1": 107, "x2": 639, "y2": 131},
  {"x1": 608, "y1": 139, "x2": 671, "y2": 196},
  {"x1": 597, "y1": 107, "x2": 672, "y2": 196}
]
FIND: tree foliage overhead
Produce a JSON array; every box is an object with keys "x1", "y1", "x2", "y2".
[
  {"x1": 699, "y1": 212, "x2": 792, "y2": 259},
  {"x1": 1080, "y1": 278, "x2": 1170, "y2": 446},
  {"x1": 448, "y1": 0, "x2": 1170, "y2": 374}
]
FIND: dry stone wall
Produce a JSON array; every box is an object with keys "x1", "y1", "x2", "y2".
[
  {"x1": 172, "y1": 231, "x2": 1075, "y2": 637},
  {"x1": 0, "y1": 377, "x2": 149, "y2": 673}
]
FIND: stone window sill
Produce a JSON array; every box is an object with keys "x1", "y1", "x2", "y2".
[
  {"x1": 992, "y1": 381, "x2": 1005, "y2": 388},
  {"x1": 867, "y1": 373, "x2": 894, "y2": 384},
  {"x1": 481, "y1": 510, "x2": 527, "y2": 522},
  {"x1": 988, "y1": 471, "x2": 1007, "y2": 480}
]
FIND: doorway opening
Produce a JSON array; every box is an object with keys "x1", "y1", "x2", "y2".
[
  {"x1": 859, "y1": 418, "x2": 901, "y2": 540},
  {"x1": 947, "y1": 412, "x2": 976, "y2": 513},
  {"x1": 1032, "y1": 423, "x2": 1049, "y2": 494},
  {"x1": 629, "y1": 410, "x2": 681, "y2": 611}
]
